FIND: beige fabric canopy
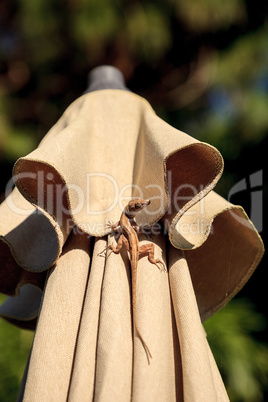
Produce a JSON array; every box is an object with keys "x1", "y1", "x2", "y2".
[{"x1": 0, "y1": 89, "x2": 264, "y2": 401}]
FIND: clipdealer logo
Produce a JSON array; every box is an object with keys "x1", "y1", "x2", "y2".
[{"x1": 228, "y1": 170, "x2": 263, "y2": 233}]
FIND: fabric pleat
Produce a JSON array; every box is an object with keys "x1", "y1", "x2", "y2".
[
  {"x1": 20, "y1": 230, "x2": 229, "y2": 401},
  {"x1": 169, "y1": 246, "x2": 229, "y2": 401},
  {"x1": 22, "y1": 231, "x2": 91, "y2": 401}
]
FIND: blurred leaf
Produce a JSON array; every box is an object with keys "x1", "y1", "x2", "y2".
[
  {"x1": 174, "y1": 0, "x2": 246, "y2": 31},
  {"x1": 125, "y1": 3, "x2": 171, "y2": 62},
  {"x1": 204, "y1": 299, "x2": 268, "y2": 401},
  {"x1": 213, "y1": 29, "x2": 268, "y2": 87},
  {"x1": 72, "y1": 0, "x2": 120, "y2": 56},
  {"x1": 0, "y1": 294, "x2": 33, "y2": 402},
  {"x1": 239, "y1": 91, "x2": 268, "y2": 142},
  {"x1": 0, "y1": 95, "x2": 36, "y2": 161}
]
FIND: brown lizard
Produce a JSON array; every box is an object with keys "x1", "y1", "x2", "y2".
[{"x1": 98, "y1": 198, "x2": 166, "y2": 363}]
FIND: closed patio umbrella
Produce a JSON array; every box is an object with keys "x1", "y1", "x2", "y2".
[{"x1": 0, "y1": 66, "x2": 264, "y2": 401}]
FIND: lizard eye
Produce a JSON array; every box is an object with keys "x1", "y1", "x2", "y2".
[{"x1": 135, "y1": 203, "x2": 141, "y2": 209}]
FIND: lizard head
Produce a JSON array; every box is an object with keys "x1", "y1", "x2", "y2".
[{"x1": 125, "y1": 198, "x2": 151, "y2": 217}]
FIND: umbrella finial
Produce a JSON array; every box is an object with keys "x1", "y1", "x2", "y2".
[{"x1": 85, "y1": 65, "x2": 129, "y2": 93}]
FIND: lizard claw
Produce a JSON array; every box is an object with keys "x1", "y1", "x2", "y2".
[
  {"x1": 105, "y1": 221, "x2": 114, "y2": 231},
  {"x1": 97, "y1": 245, "x2": 110, "y2": 257},
  {"x1": 156, "y1": 260, "x2": 167, "y2": 272}
]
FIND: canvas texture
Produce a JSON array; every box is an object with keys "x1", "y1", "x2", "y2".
[{"x1": 0, "y1": 90, "x2": 264, "y2": 401}]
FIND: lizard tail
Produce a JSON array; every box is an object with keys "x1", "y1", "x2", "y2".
[
  {"x1": 130, "y1": 254, "x2": 152, "y2": 364},
  {"x1": 135, "y1": 326, "x2": 152, "y2": 364}
]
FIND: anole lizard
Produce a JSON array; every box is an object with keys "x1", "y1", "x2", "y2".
[{"x1": 98, "y1": 198, "x2": 166, "y2": 363}]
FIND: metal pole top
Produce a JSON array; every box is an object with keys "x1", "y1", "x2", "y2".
[{"x1": 85, "y1": 65, "x2": 129, "y2": 92}]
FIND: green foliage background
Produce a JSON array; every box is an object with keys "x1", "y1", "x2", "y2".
[{"x1": 0, "y1": 0, "x2": 267, "y2": 400}]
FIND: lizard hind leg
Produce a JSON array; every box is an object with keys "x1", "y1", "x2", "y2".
[
  {"x1": 138, "y1": 243, "x2": 166, "y2": 272},
  {"x1": 97, "y1": 234, "x2": 125, "y2": 257}
]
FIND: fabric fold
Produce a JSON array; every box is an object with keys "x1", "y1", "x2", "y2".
[
  {"x1": 22, "y1": 231, "x2": 91, "y2": 401},
  {"x1": 0, "y1": 187, "x2": 64, "y2": 272},
  {"x1": 0, "y1": 239, "x2": 47, "y2": 297},
  {"x1": 0, "y1": 88, "x2": 264, "y2": 328},
  {"x1": 20, "y1": 229, "x2": 230, "y2": 401},
  {"x1": 169, "y1": 246, "x2": 229, "y2": 401},
  {"x1": 22, "y1": 231, "x2": 182, "y2": 401},
  {"x1": 0, "y1": 284, "x2": 42, "y2": 329},
  {"x1": 168, "y1": 191, "x2": 254, "y2": 250},
  {"x1": 184, "y1": 205, "x2": 264, "y2": 320},
  {"x1": 162, "y1": 191, "x2": 264, "y2": 319},
  {"x1": 13, "y1": 90, "x2": 223, "y2": 238}
]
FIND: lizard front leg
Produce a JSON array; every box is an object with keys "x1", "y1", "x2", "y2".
[
  {"x1": 138, "y1": 243, "x2": 166, "y2": 272},
  {"x1": 106, "y1": 220, "x2": 121, "y2": 232},
  {"x1": 98, "y1": 234, "x2": 129, "y2": 257}
]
